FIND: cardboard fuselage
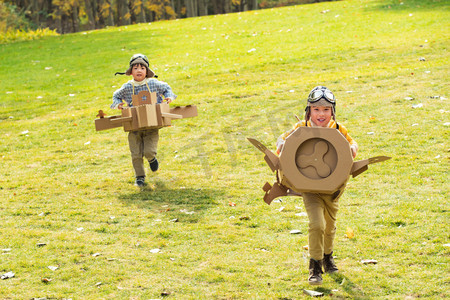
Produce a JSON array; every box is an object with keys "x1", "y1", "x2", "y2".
[
  {"x1": 95, "y1": 91, "x2": 197, "y2": 132},
  {"x1": 248, "y1": 127, "x2": 390, "y2": 204}
]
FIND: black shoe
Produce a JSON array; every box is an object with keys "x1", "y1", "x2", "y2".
[
  {"x1": 135, "y1": 176, "x2": 146, "y2": 187},
  {"x1": 149, "y1": 158, "x2": 159, "y2": 172},
  {"x1": 308, "y1": 258, "x2": 323, "y2": 286},
  {"x1": 323, "y1": 252, "x2": 339, "y2": 274}
]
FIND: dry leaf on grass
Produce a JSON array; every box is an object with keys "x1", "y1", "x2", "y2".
[
  {"x1": 346, "y1": 227, "x2": 355, "y2": 239},
  {"x1": 303, "y1": 289, "x2": 324, "y2": 297},
  {"x1": 361, "y1": 259, "x2": 378, "y2": 264},
  {"x1": 1, "y1": 271, "x2": 15, "y2": 279},
  {"x1": 41, "y1": 278, "x2": 52, "y2": 283}
]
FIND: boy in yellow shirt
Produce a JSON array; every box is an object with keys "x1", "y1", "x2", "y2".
[{"x1": 276, "y1": 86, "x2": 358, "y2": 285}]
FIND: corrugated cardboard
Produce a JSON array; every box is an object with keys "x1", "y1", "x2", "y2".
[
  {"x1": 95, "y1": 91, "x2": 197, "y2": 132},
  {"x1": 248, "y1": 127, "x2": 391, "y2": 204}
]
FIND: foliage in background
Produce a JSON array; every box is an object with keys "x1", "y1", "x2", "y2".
[
  {"x1": 1, "y1": 0, "x2": 334, "y2": 34},
  {"x1": 0, "y1": 0, "x2": 448, "y2": 298},
  {"x1": 0, "y1": 2, "x2": 59, "y2": 44},
  {"x1": 0, "y1": 1, "x2": 31, "y2": 31}
]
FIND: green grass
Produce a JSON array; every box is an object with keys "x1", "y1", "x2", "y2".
[{"x1": 0, "y1": 0, "x2": 449, "y2": 298}]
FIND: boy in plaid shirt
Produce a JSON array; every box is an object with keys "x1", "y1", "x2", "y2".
[{"x1": 112, "y1": 54, "x2": 177, "y2": 187}]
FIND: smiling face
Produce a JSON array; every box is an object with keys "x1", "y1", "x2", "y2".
[
  {"x1": 309, "y1": 105, "x2": 333, "y2": 127},
  {"x1": 131, "y1": 63, "x2": 147, "y2": 82}
]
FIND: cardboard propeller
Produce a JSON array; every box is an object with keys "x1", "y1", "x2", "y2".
[
  {"x1": 248, "y1": 127, "x2": 391, "y2": 205},
  {"x1": 95, "y1": 91, "x2": 197, "y2": 132}
]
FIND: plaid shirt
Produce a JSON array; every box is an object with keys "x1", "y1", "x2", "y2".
[{"x1": 111, "y1": 78, "x2": 177, "y2": 108}]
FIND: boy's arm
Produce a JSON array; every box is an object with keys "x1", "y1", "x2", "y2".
[
  {"x1": 151, "y1": 79, "x2": 177, "y2": 102},
  {"x1": 338, "y1": 123, "x2": 358, "y2": 158},
  {"x1": 276, "y1": 121, "x2": 305, "y2": 154},
  {"x1": 111, "y1": 84, "x2": 127, "y2": 109}
]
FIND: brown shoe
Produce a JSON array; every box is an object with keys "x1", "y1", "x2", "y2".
[
  {"x1": 323, "y1": 252, "x2": 339, "y2": 273},
  {"x1": 308, "y1": 258, "x2": 323, "y2": 285}
]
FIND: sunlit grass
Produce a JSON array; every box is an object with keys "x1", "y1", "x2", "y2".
[{"x1": 0, "y1": 0, "x2": 449, "y2": 298}]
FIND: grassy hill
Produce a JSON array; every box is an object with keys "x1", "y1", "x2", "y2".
[{"x1": 0, "y1": 0, "x2": 448, "y2": 298}]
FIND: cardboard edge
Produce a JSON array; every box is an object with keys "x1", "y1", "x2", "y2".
[
  {"x1": 351, "y1": 156, "x2": 391, "y2": 178},
  {"x1": 247, "y1": 137, "x2": 280, "y2": 172}
]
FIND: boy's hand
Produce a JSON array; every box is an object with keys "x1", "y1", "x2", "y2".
[
  {"x1": 351, "y1": 145, "x2": 358, "y2": 158},
  {"x1": 117, "y1": 103, "x2": 124, "y2": 110},
  {"x1": 165, "y1": 97, "x2": 173, "y2": 104}
]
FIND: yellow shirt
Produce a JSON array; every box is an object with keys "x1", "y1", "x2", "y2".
[{"x1": 277, "y1": 119, "x2": 357, "y2": 153}]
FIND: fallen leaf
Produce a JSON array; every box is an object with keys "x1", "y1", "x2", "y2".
[
  {"x1": 1, "y1": 271, "x2": 15, "y2": 280},
  {"x1": 303, "y1": 289, "x2": 324, "y2": 297},
  {"x1": 48, "y1": 266, "x2": 59, "y2": 271},
  {"x1": 239, "y1": 216, "x2": 250, "y2": 220},
  {"x1": 290, "y1": 230, "x2": 302, "y2": 234},
  {"x1": 36, "y1": 243, "x2": 47, "y2": 247},
  {"x1": 303, "y1": 245, "x2": 309, "y2": 250},
  {"x1": 92, "y1": 253, "x2": 101, "y2": 257},
  {"x1": 150, "y1": 248, "x2": 161, "y2": 253},
  {"x1": 21, "y1": 130, "x2": 29, "y2": 135},
  {"x1": 404, "y1": 97, "x2": 414, "y2": 100},
  {"x1": 361, "y1": 259, "x2": 378, "y2": 264},
  {"x1": 228, "y1": 201, "x2": 236, "y2": 207},
  {"x1": 296, "y1": 212, "x2": 307, "y2": 217},
  {"x1": 41, "y1": 278, "x2": 52, "y2": 283},
  {"x1": 346, "y1": 227, "x2": 355, "y2": 239},
  {"x1": 412, "y1": 103, "x2": 423, "y2": 108}
]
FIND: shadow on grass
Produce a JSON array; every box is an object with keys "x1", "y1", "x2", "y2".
[
  {"x1": 118, "y1": 179, "x2": 224, "y2": 222},
  {"x1": 329, "y1": 272, "x2": 368, "y2": 299},
  {"x1": 299, "y1": 273, "x2": 367, "y2": 299}
]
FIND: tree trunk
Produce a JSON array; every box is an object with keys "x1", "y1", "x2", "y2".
[
  {"x1": 118, "y1": 0, "x2": 131, "y2": 25},
  {"x1": 105, "y1": 0, "x2": 114, "y2": 26},
  {"x1": 185, "y1": 0, "x2": 196, "y2": 18},
  {"x1": 84, "y1": 0, "x2": 96, "y2": 29},
  {"x1": 138, "y1": 0, "x2": 146, "y2": 23},
  {"x1": 31, "y1": 0, "x2": 40, "y2": 25},
  {"x1": 198, "y1": 0, "x2": 207, "y2": 16},
  {"x1": 249, "y1": 0, "x2": 258, "y2": 10},
  {"x1": 72, "y1": 0, "x2": 80, "y2": 32}
]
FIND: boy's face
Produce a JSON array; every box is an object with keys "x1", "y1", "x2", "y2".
[
  {"x1": 131, "y1": 64, "x2": 147, "y2": 81},
  {"x1": 310, "y1": 105, "x2": 332, "y2": 127}
]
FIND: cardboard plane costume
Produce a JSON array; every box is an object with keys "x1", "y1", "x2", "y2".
[
  {"x1": 248, "y1": 127, "x2": 390, "y2": 205},
  {"x1": 95, "y1": 90, "x2": 197, "y2": 132}
]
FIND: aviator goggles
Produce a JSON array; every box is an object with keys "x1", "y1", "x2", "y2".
[
  {"x1": 307, "y1": 87, "x2": 336, "y2": 105},
  {"x1": 129, "y1": 54, "x2": 149, "y2": 66}
]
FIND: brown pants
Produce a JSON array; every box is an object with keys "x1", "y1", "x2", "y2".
[
  {"x1": 128, "y1": 129, "x2": 159, "y2": 177},
  {"x1": 302, "y1": 188, "x2": 344, "y2": 260}
]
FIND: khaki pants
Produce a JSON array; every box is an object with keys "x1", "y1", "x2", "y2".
[
  {"x1": 128, "y1": 129, "x2": 159, "y2": 177},
  {"x1": 302, "y1": 188, "x2": 344, "y2": 260}
]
